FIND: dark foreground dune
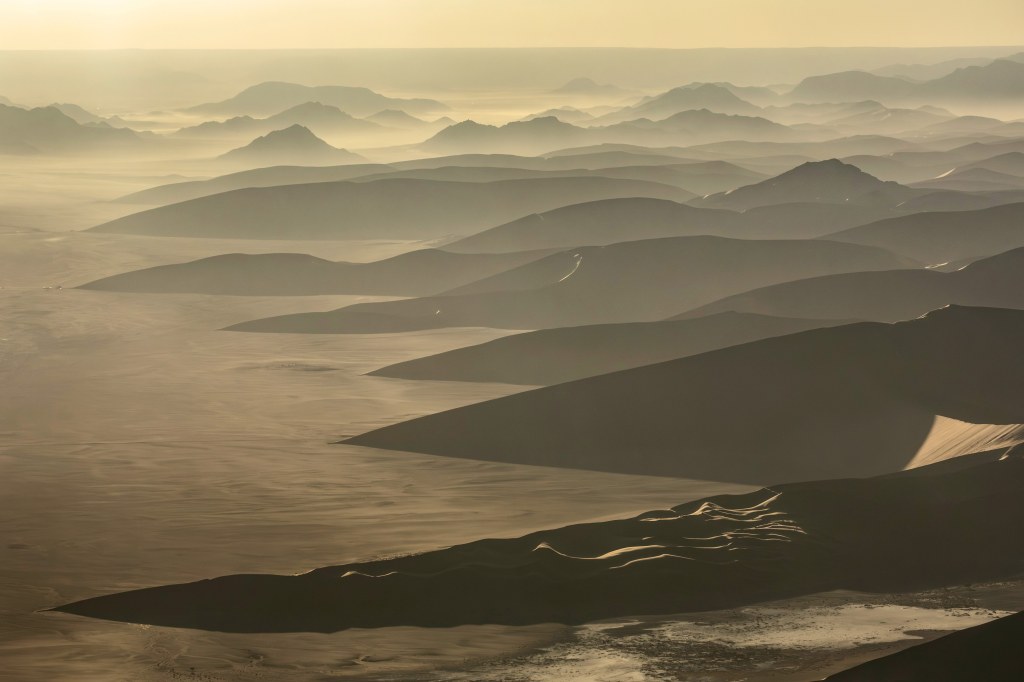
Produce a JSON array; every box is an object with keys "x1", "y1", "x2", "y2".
[
  {"x1": 347, "y1": 306, "x2": 1024, "y2": 483},
  {"x1": 55, "y1": 450, "x2": 1024, "y2": 633},
  {"x1": 370, "y1": 312, "x2": 856, "y2": 385},
  {"x1": 825, "y1": 608, "x2": 1024, "y2": 681},
  {"x1": 77, "y1": 248, "x2": 554, "y2": 296},
  {"x1": 227, "y1": 236, "x2": 912, "y2": 333},
  {"x1": 677, "y1": 245, "x2": 1024, "y2": 322}
]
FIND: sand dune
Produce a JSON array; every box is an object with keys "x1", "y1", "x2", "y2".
[
  {"x1": 825, "y1": 201, "x2": 1024, "y2": 262},
  {"x1": 55, "y1": 451, "x2": 1024, "y2": 633},
  {"x1": 116, "y1": 163, "x2": 397, "y2": 205},
  {"x1": 444, "y1": 198, "x2": 902, "y2": 253},
  {"x1": 825, "y1": 609, "x2": 1024, "y2": 681},
  {"x1": 370, "y1": 313, "x2": 856, "y2": 385},
  {"x1": 443, "y1": 198, "x2": 744, "y2": 252},
  {"x1": 228, "y1": 236, "x2": 913, "y2": 333},
  {"x1": 119, "y1": 155, "x2": 755, "y2": 207},
  {"x1": 77, "y1": 248, "x2": 554, "y2": 296},
  {"x1": 345, "y1": 306, "x2": 1024, "y2": 482},
  {"x1": 90, "y1": 176, "x2": 691, "y2": 240},
  {"x1": 676, "y1": 246, "x2": 1024, "y2": 322}
]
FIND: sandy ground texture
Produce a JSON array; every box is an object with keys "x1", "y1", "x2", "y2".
[
  {"x1": 0, "y1": 174, "x2": 747, "y2": 681},
  {"x1": 449, "y1": 581, "x2": 1024, "y2": 682},
  {"x1": 2, "y1": 158, "x2": 1022, "y2": 681}
]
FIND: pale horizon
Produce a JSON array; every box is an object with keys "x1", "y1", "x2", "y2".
[{"x1": 2, "y1": 0, "x2": 1023, "y2": 50}]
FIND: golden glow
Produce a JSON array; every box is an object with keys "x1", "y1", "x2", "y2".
[{"x1": 0, "y1": 0, "x2": 1022, "y2": 50}]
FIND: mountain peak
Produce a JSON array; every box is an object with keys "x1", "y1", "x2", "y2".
[{"x1": 218, "y1": 124, "x2": 363, "y2": 165}]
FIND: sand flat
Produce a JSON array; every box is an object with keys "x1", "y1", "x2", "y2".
[{"x1": 0, "y1": 226, "x2": 747, "y2": 680}]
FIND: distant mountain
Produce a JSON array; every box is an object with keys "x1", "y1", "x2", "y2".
[
  {"x1": 217, "y1": 125, "x2": 365, "y2": 166},
  {"x1": 0, "y1": 103, "x2": 143, "y2": 155},
  {"x1": 694, "y1": 159, "x2": 917, "y2": 210},
  {"x1": 264, "y1": 102, "x2": 384, "y2": 133},
  {"x1": 175, "y1": 102, "x2": 385, "y2": 139},
  {"x1": 172, "y1": 115, "x2": 261, "y2": 138},
  {"x1": 603, "y1": 109, "x2": 795, "y2": 144},
  {"x1": 344, "y1": 305, "x2": 1024, "y2": 482},
  {"x1": 49, "y1": 102, "x2": 105, "y2": 124},
  {"x1": 789, "y1": 71, "x2": 918, "y2": 102},
  {"x1": 922, "y1": 59, "x2": 1024, "y2": 99},
  {"x1": 227, "y1": 236, "x2": 914, "y2": 333},
  {"x1": 371, "y1": 312, "x2": 855, "y2": 385},
  {"x1": 825, "y1": 105, "x2": 951, "y2": 134},
  {"x1": 676, "y1": 246, "x2": 1024, "y2": 323},
  {"x1": 422, "y1": 117, "x2": 592, "y2": 154},
  {"x1": 593, "y1": 83, "x2": 761, "y2": 123},
  {"x1": 521, "y1": 107, "x2": 595, "y2": 124},
  {"x1": 873, "y1": 56, "x2": 994, "y2": 81},
  {"x1": 364, "y1": 109, "x2": 430, "y2": 128},
  {"x1": 424, "y1": 110, "x2": 797, "y2": 154},
  {"x1": 791, "y1": 60, "x2": 1024, "y2": 104},
  {"x1": 78, "y1": 249, "x2": 553, "y2": 296},
  {"x1": 54, "y1": 450, "x2": 1024, "y2": 632},
  {"x1": 826, "y1": 202, "x2": 1024, "y2": 262},
  {"x1": 92, "y1": 176, "x2": 692, "y2": 239},
  {"x1": 826, "y1": 609, "x2": 1024, "y2": 682},
  {"x1": 551, "y1": 77, "x2": 630, "y2": 98},
  {"x1": 187, "y1": 81, "x2": 448, "y2": 117}
]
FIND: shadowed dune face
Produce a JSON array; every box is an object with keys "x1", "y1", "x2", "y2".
[
  {"x1": 227, "y1": 236, "x2": 914, "y2": 333},
  {"x1": 345, "y1": 307, "x2": 1024, "y2": 483},
  {"x1": 824, "y1": 201, "x2": 1024, "y2": 263},
  {"x1": 825, "y1": 609, "x2": 1024, "y2": 681},
  {"x1": 54, "y1": 453, "x2": 1024, "y2": 633},
  {"x1": 9, "y1": 43, "x2": 1024, "y2": 681},
  {"x1": 369, "y1": 313, "x2": 859, "y2": 385},
  {"x1": 677, "y1": 245, "x2": 1024, "y2": 322},
  {"x1": 76, "y1": 248, "x2": 557, "y2": 296},
  {"x1": 88, "y1": 176, "x2": 693, "y2": 240}
]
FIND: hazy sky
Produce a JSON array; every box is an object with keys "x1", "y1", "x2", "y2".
[{"x1": 2, "y1": 0, "x2": 1022, "y2": 50}]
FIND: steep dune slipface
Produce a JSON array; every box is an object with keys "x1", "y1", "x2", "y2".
[
  {"x1": 345, "y1": 307, "x2": 1024, "y2": 483},
  {"x1": 675, "y1": 245, "x2": 1024, "y2": 322},
  {"x1": 55, "y1": 452, "x2": 1024, "y2": 633},
  {"x1": 227, "y1": 236, "x2": 913, "y2": 333}
]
